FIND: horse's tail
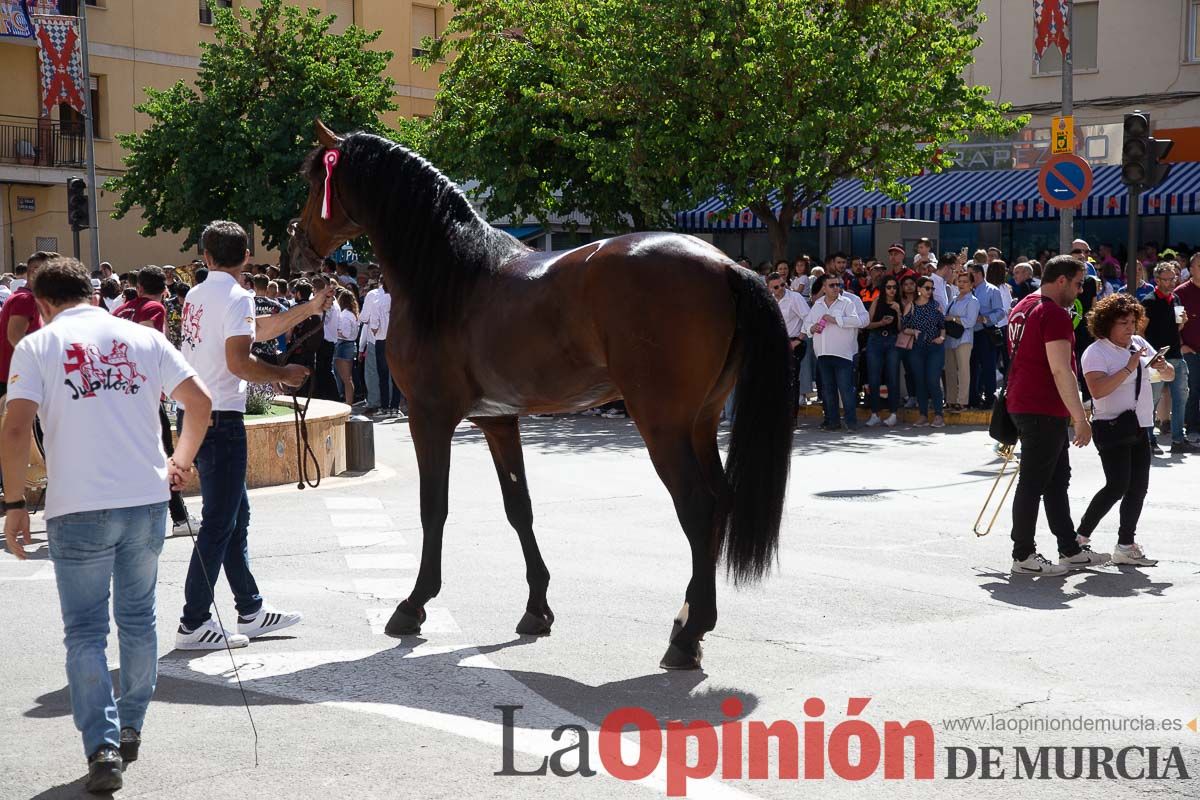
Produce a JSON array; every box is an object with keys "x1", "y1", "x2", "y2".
[{"x1": 720, "y1": 265, "x2": 792, "y2": 584}]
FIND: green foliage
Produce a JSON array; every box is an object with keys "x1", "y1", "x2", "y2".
[
  {"x1": 422, "y1": 0, "x2": 1026, "y2": 253},
  {"x1": 108, "y1": 0, "x2": 396, "y2": 257}
]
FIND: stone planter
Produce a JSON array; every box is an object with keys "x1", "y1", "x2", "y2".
[{"x1": 174, "y1": 397, "x2": 352, "y2": 492}]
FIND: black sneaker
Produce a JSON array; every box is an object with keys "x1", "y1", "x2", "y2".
[
  {"x1": 86, "y1": 745, "x2": 123, "y2": 793},
  {"x1": 119, "y1": 727, "x2": 140, "y2": 763},
  {"x1": 1170, "y1": 440, "x2": 1198, "y2": 454}
]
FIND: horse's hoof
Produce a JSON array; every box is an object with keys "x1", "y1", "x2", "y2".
[
  {"x1": 516, "y1": 610, "x2": 553, "y2": 636},
  {"x1": 384, "y1": 602, "x2": 426, "y2": 636},
  {"x1": 659, "y1": 641, "x2": 703, "y2": 671}
]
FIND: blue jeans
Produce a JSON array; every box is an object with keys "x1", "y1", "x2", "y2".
[
  {"x1": 1182, "y1": 352, "x2": 1200, "y2": 438},
  {"x1": 866, "y1": 333, "x2": 900, "y2": 414},
  {"x1": 49, "y1": 503, "x2": 168, "y2": 756},
  {"x1": 179, "y1": 412, "x2": 262, "y2": 630},
  {"x1": 332, "y1": 340, "x2": 356, "y2": 399},
  {"x1": 1150, "y1": 358, "x2": 1190, "y2": 444},
  {"x1": 376, "y1": 338, "x2": 403, "y2": 409},
  {"x1": 364, "y1": 341, "x2": 381, "y2": 407},
  {"x1": 970, "y1": 328, "x2": 998, "y2": 404},
  {"x1": 908, "y1": 341, "x2": 946, "y2": 416},
  {"x1": 818, "y1": 355, "x2": 857, "y2": 429}
]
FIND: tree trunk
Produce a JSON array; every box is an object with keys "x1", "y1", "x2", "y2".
[{"x1": 749, "y1": 192, "x2": 796, "y2": 264}]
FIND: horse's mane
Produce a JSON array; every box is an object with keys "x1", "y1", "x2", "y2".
[{"x1": 307, "y1": 132, "x2": 524, "y2": 337}]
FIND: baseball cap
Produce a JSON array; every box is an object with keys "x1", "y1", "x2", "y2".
[{"x1": 887, "y1": 242, "x2": 905, "y2": 254}]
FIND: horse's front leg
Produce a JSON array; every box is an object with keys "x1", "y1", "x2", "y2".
[{"x1": 385, "y1": 409, "x2": 460, "y2": 636}]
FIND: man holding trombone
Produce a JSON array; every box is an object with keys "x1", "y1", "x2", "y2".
[{"x1": 1004, "y1": 255, "x2": 1110, "y2": 576}]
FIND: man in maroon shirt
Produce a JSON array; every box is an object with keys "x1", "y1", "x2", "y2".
[
  {"x1": 0, "y1": 251, "x2": 54, "y2": 398},
  {"x1": 112, "y1": 266, "x2": 167, "y2": 332},
  {"x1": 1176, "y1": 256, "x2": 1200, "y2": 442},
  {"x1": 1005, "y1": 255, "x2": 1108, "y2": 576}
]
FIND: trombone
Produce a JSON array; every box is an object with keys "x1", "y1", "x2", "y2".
[{"x1": 973, "y1": 444, "x2": 1019, "y2": 537}]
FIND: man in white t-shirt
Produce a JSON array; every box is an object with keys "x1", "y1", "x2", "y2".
[
  {"x1": 803, "y1": 273, "x2": 868, "y2": 431},
  {"x1": 358, "y1": 281, "x2": 384, "y2": 411},
  {"x1": 1, "y1": 257, "x2": 212, "y2": 791},
  {"x1": 768, "y1": 273, "x2": 810, "y2": 421},
  {"x1": 175, "y1": 220, "x2": 332, "y2": 651}
]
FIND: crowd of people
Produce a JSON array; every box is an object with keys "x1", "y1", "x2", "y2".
[{"x1": 747, "y1": 238, "x2": 1200, "y2": 457}]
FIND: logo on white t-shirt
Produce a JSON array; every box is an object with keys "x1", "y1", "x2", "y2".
[
  {"x1": 63, "y1": 339, "x2": 147, "y2": 400},
  {"x1": 180, "y1": 303, "x2": 205, "y2": 348}
]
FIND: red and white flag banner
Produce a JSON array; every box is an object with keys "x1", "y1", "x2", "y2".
[
  {"x1": 1034, "y1": 0, "x2": 1070, "y2": 60},
  {"x1": 32, "y1": 13, "x2": 85, "y2": 117}
]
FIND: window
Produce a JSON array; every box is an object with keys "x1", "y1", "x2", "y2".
[
  {"x1": 56, "y1": 0, "x2": 98, "y2": 14},
  {"x1": 199, "y1": 0, "x2": 232, "y2": 26},
  {"x1": 1190, "y1": 0, "x2": 1200, "y2": 62},
  {"x1": 412, "y1": 5, "x2": 437, "y2": 57},
  {"x1": 59, "y1": 76, "x2": 100, "y2": 138},
  {"x1": 1035, "y1": 0, "x2": 1098, "y2": 74}
]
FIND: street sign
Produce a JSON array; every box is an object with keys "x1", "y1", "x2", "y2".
[
  {"x1": 1052, "y1": 115, "x2": 1074, "y2": 154},
  {"x1": 1038, "y1": 153, "x2": 1093, "y2": 210},
  {"x1": 16, "y1": 196, "x2": 34, "y2": 212}
]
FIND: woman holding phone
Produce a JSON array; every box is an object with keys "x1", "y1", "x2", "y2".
[{"x1": 1076, "y1": 293, "x2": 1174, "y2": 566}]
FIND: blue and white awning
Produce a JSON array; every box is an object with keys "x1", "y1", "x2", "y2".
[{"x1": 674, "y1": 163, "x2": 1200, "y2": 231}]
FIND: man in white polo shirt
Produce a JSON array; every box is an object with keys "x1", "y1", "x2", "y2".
[
  {"x1": 2, "y1": 257, "x2": 212, "y2": 792},
  {"x1": 804, "y1": 272, "x2": 868, "y2": 431},
  {"x1": 175, "y1": 220, "x2": 331, "y2": 651}
]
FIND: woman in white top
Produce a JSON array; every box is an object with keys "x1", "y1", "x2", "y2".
[
  {"x1": 1076, "y1": 293, "x2": 1174, "y2": 566},
  {"x1": 332, "y1": 288, "x2": 360, "y2": 407}
]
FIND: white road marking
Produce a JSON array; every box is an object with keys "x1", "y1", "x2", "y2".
[
  {"x1": 365, "y1": 606, "x2": 460, "y2": 635},
  {"x1": 323, "y1": 497, "x2": 384, "y2": 511},
  {"x1": 330, "y1": 513, "x2": 393, "y2": 529},
  {"x1": 338, "y1": 530, "x2": 405, "y2": 548},
  {"x1": 346, "y1": 553, "x2": 417, "y2": 571}
]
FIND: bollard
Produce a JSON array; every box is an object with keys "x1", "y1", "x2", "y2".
[{"x1": 345, "y1": 415, "x2": 375, "y2": 472}]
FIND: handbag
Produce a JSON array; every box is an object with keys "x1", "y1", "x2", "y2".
[
  {"x1": 895, "y1": 330, "x2": 916, "y2": 350},
  {"x1": 1091, "y1": 357, "x2": 1143, "y2": 451},
  {"x1": 944, "y1": 319, "x2": 966, "y2": 339}
]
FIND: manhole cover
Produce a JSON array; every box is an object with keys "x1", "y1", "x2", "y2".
[{"x1": 813, "y1": 489, "x2": 895, "y2": 500}]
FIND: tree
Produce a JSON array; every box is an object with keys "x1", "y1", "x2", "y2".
[
  {"x1": 424, "y1": 0, "x2": 1025, "y2": 259},
  {"x1": 108, "y1": 0, "x2": 396, "y2": 266}
]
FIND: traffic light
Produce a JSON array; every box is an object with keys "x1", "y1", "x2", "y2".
[
  {"x1": 67, "y1": 176, "x2": 89, "y2": 231},
  {"x1": 1121, "y1": 112, "x2": 1173, "y2": 191}
]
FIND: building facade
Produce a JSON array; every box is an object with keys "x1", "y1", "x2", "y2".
[
  {"x1": 679, "y1": 0, "x2": 1200, "y2": 266},
  {"x1": 0, "y1": 0, "x2": 450, "y2": 272}
]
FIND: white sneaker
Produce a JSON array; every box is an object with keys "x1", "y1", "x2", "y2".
[
  {"x1": 1012, "y1": 553, "x2": 1069, "y2": 576},
  {"x1": 175, "y1": 619, "x2": 249, "y2": 651},
  {"x1": 883, "y1": 414, "x2": 897, "y2": 428},
  {"x1": 865, "y1": 414, "x2": 881, "y2": 427},
  {"x1": 237, "y1": 605, "x2": 302, "y2": 638},
  {"x1": 1058, "y1": 547, "x2": 1111, "y2": 570},
  {"x1": 1112, "y1": 543, "x2": 1158, "y2": 566},
  {"x1": 171, "y1": 514, "x2": 201, "y2": 537}
]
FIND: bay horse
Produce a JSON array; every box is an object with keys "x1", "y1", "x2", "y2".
[{"x1": 289, "y1": 121, "x2": 792, "y2": 669}]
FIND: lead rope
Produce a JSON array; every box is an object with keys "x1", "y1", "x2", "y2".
[
  {"x1": 180, "y1": 511, "x2": 260, "y2": 767},
  {"x1": 281, "y1": 323, "x2": 324, "y2": 490}
]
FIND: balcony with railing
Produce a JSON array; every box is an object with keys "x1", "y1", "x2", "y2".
[{"x1": 0, "y1": 115, "x2": 86, "y2": 170}]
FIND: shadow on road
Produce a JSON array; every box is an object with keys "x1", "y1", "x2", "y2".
[{"x1": 974, "y1": 567, "x2": 1173, "y2": 610}]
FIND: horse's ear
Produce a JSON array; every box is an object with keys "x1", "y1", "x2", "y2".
[{"x1": 315, "y1": 118, "x2": 343, "y2": 148}]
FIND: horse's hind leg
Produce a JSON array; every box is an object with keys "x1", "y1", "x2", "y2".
[
  {"x1": 475, "y1": 416, "x2": 553, "y2": 636},
  {"x1": 636, "y1": 420, "x2": 720, "y2": 670}
]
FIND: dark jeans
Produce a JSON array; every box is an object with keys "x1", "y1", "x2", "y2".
[
  {"x1": 315, "y1": 339, "x2": 339, "y2": 401},
  {"x1": 1077, "y1": 431, "x2": 1151, "y2": 545},
  {"x1": 158, "y1": 405, "x2": 188, "y2": 524},
  {"x1": 789, "y1": 340, "x2": 807, "y2": 418},
  {"x1": 1010, "y1": 413, "x2": 1082, "y2": 561},
  {"x1": 376, "y1": 338, "x2": 404, "y2": 410},
  {"x1": 1184, "y1": 352, "x2": 1200, "y2": 437},
  {"x1": 970, "y1": 328, "x2": 998, "y2": 405},
  {"x1": 866, "y1": 333, "x2": 900, "y2": 414},
  {"x1": 818, "y1": 355, "x2": 857, "y2": 429},
  {"x1": 178, "y1": 412, "x2": 262, "y2": 630},
  {"x1": 908, "y1": 341, "x2": 945, "y2": 417}
]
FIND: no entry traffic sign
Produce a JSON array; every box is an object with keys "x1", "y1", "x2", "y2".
[{"x1": 1038, "y1": 153, "x2": 1093, "y2": 210}]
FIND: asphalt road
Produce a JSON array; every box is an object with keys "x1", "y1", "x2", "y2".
[{"x1": 1, "y1": 414, "x2": 1198, "y2": 799}]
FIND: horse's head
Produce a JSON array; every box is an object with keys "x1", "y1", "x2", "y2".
[{"x1": 288, "y1": 119, "x2": 366, "y2": 273}]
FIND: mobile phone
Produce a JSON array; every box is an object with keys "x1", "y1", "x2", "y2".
[{"x1": 1153, "y1": 345, "x2": 1171, "y2": 362}]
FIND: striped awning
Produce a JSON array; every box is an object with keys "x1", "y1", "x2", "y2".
[{"x1": 675, "y1": 162, "x2": 1200, "y2": 231}]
